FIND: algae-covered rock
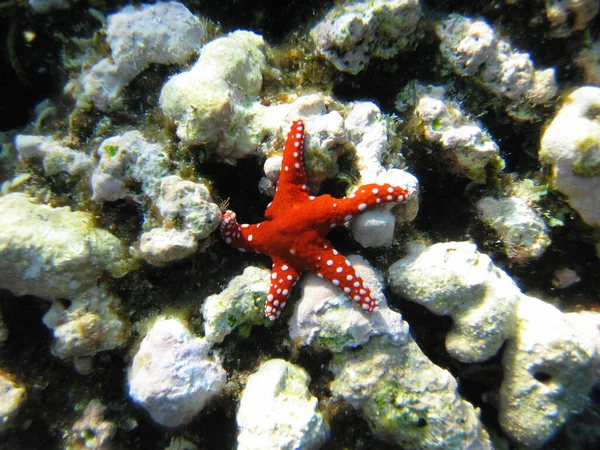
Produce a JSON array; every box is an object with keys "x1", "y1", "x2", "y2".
[
  {"x1": 311, "y1": 0, "x2": 422, "y2": 74},
  {"x1": 68, "y1": 399, "x2": 117, "y2": 449},
  {"x1": 91, "y1": 131, "x2": 171, "y2": 203},
  {"x1": 499, "y1": 296, "x2": 598, "y2": 449},
  {"x1": 201, "y1": 266, "x2": 271, "y2": 344},
  {"x1": 0, "y1": 370, "x2": 27, "y2": 433},
  {"x1": 477, "y1": 196, "x2": 551, "y2": 262},
  {"x1": 540, "y1": 86, "x2": 600, "y2": 227},
  {"x1": 329, "y1": 337, "x2": 492, "y2": 449},
  {"x1": 139, "y1": 175, "x2": 221, "y2": 266},
  {"x1": 436, "y1": 14, "x2": 557, "y2": 116},
  {"x1": 14, "y1": 134, "x2": 93, "y2": 177},
  {"x1": 396, "y1": 81, "x2": 504, "y2": 184},
  {"x1": 0, "y1": 193, "x2": 131, "y2": 300},
  {"x1": 389, "y1": 241, "x2": 520, "y2": 362},
  {"x1": 289, "y1": 255, "x2": 409, "y2": 352},
  {"x1": 77, "y1": 2, "x2": 208, "y2": 111},
  {"x1": 42, "y1": 286, "x2": 131, "y2": 365},
  {"x1": 389, "y1": 240, "x2": 600, "y2": 448},
  {"x1": 159, "y1": 30, "x2": 267, "y2": 156}
]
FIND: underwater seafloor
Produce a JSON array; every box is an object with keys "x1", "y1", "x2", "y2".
[{"x1": 1, "y1": 0, "x2": 600, "y2": 449}]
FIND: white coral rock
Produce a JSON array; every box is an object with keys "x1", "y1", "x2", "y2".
[
  {"x1": 128, "y1": 318, "x2": 227, "y2": 427},
  {"x1": 236, "y1": 359, "x2": 330, "y2": 450}
]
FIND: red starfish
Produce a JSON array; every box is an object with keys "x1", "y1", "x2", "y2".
[{"x1": 221, "y1": 120, "x2": 410, "y2": 320}]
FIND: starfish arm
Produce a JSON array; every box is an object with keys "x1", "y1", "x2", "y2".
[
  {"x1": 220, "y1": 210, "x2": 259, "y2": 252},
  {"x1": 309, "y1": 239, "x2": 379, "y2": 313},
  {"x1": 326, "y1": 183, "x2": 410, "y2": 226},
  {"x1": 265, "y1": 258, "x2": 301, "y2": 320},
  {"x1": 265, "y1": 120, "x2": 310, "y2": 218}
]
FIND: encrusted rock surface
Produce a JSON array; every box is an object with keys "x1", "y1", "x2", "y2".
[
  {"x1": 500, "y1": 296, "x2": 599, "y2": 448},
  {"x1": 159, "y1": 30, "x2": 267, "y2": 156},
  {"x1": 91, "y1": 130, "x2": 170, "y2": 203},
  {"x1": 236, "y1": 359, "x2": 330, "y2": 450},
  {"x1": 14, "y1": 134, "x2": 93, "y2": 177},
  {"x1": 0, "y1": 370, "x2": 27, "y2": 433},
  {"x1": 201, "y1": 266, "x2": 271, "y2": 344},
  {"x1": 396, "y1": 81, "x2": 504, "y2": 184},
  {"x1": 68, "y1": 399, "x2": 117, "y2": 450},
  {"x1": 436, "y1": 14, "x2": 557, "y2": 116},
  {"x1": 0, "y1": 193, "x2": 131, "y2": 299},
  {"x1": 330, "y1": 336, "x2": 493, "y2": 449},
  {"x1": 477, "y1": 196, "x2": 551, "y2": 262},
  {"x1": 389, "y1": 241, "x2": 600, "y2": 448},
  {"x1": 128, "y1": 318, "x2": 227, "y2": 427},
  {"x1": 139, "y1": 175, "x2": 221, "y2": 266},
  {"x1": 311, "y1": 0, "x2": 422, "y2": 74},
  {"x1": 42, "y1": 286, "x2": 130, "y2": 368},
  {"x1": 0, "y1": 0, "x2": 598, "y2": 448},
  {"x1": 540, "y1": 86, "x2": 600, "y2": 228},
  {"x1": 77, "y1": 2, "x2": 208, "y2": 111},
  {"x1": 289, "y1": 255, "x2": 409, "y2": 352}
]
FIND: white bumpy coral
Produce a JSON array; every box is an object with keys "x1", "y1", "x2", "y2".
[{"x1": 389, "y1": 241, "x2": 600, "y2": 449}]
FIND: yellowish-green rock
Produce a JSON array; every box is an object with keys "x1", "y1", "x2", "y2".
[{"x1": 0, "y1": 193, "x2": 132, "y2": 300}]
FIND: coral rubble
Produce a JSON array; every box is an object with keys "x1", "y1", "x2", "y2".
[{"x1": 0, "y1": 0, "x2": 599, "y2": 448}]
